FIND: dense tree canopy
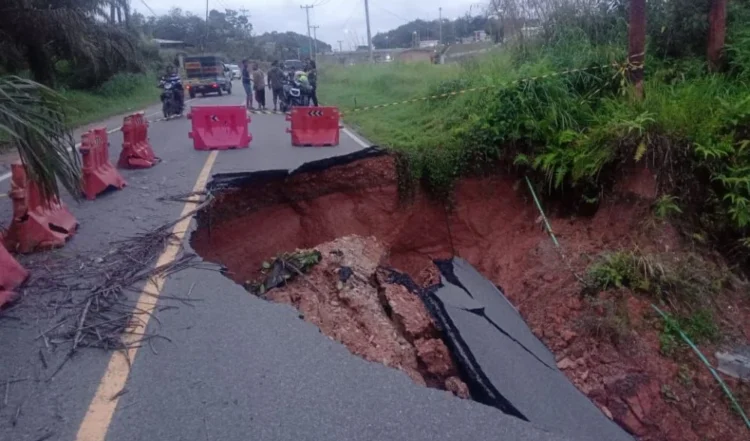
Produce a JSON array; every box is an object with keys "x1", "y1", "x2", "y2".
[
  {"x1": 372, "y1": 15, "x2": 493, "y2": 49},
  {"x1": 255, "y1": 31, "x2": 332, "y2": 60},
  {"x1": 0, "y1": 0, "x2": 142, "y2": 87}
]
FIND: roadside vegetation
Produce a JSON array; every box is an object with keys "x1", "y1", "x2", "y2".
[{"x1": 321, "y1": 0, "x2": 750, "y2": 268}]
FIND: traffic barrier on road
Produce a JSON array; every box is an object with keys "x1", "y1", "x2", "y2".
[
  {"x1": 188, "y1": 105, "x2": 251, "y2": 150},
  {"x1": 3, "y1": 163, "x2": 78, "y2": 253},
  {"x1": 80, "y1": 128, "x2": 127, "y2": 200},
  {"x1": 0, "y1": 239, "x2": 28, "y2": 307},
  {"x1": 119, "y1": 112, "x2": 159, "y2": 169},
  {"x1": 285, "y1": 106, "x2": 340, "y2": 147}
]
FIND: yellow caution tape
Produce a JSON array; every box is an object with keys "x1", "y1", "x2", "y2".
[
  {"x1": 342, "y1": 61, "x2": 638, "y2": 116},
  {"x1": 247, "y1": 109, "x2": 289, "y2": 116}
]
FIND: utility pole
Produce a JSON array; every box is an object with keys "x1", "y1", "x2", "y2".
[
  {"x1": 439, "y1": 7, "x2": 443, "y2": 45},
  {"x1": 310, "y1": 25, "x2": 320, "y2": 62},
  {"x1": 300, "y1": 5, "x2": 314, "y2": 60},
  {"x1": 364, "y1": 0, "x2": 373, "y2": 62},
  {"x1": 337, "y1": 40, "x2": 344, "y2": 52},
  {"x1": 203, "y1": 0, "x2": 209, "y2": 51}
]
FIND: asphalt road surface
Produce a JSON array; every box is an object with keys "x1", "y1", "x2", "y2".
[{"x1": 0, "y1": 81, "x2": 574, "y2": 441}]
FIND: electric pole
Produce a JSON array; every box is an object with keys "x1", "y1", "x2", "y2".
[
  {"x1": 300, "y1": 5, "x2": 314, "y2": 60},
  {"x1": 439, "y1": 7, "x2": 443, "y2": 45},
  {"x1": 364, "y1": 0, "x2": 373, "y2": 62},
  {"x1": 310, "y1": 25, "x2": 320, "y2": 62},
  {"x1": 337, "y1": 40, "x2": 344, "y2": 52},
  {"x1": 203, "y1": 0, "x2": 209, "y2": 51}
]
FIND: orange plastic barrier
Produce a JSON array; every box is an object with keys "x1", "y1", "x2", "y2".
[
  {"x1": 285, "y1": 106, "x2": 340, "y2": 147},
  {"x1": 188, "y1": 105, "x2": 252, "y2": 150},
  {"x1": 0, "y1": 239, "x2": 28, "y2": 307},
  {"x1": 3, "y1": 163, "x2": 78, "y2": 253},
  {"x1": 119, "y1": 112, "x2": 159, "y2": 169},
  {"x1": 80, "y1": 128, "x2": 127, "y2": 200}
]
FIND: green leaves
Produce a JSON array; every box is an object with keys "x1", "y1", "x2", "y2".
[
  {"x1": 653, "y1": 195, "x2": 683, "y2": 220},
  {"x1": 0, "y1": 76, "x2": 82, "y2": 201}
]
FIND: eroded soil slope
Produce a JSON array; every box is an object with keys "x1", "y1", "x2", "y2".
[{"x1": 192, "y1": 155, "x2": 750, "y2": 441}]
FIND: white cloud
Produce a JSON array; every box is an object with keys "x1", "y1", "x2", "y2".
[{"x1": 134, "y1": 0, "x2": 485, "y2": 50}]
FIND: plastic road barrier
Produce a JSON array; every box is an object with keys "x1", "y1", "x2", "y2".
[
  {"x1": 285, "y1": 106, "x2": 341, "y2": 147},
  {"x1": 188, "y1": 105, "x2": 251, "y2": 150},
  {"x1": 119, "y1": 112, "x2": 159, "y2": 169},
  {"x1": 3, "y1": 163, "x2": 78, "y2": 253},
  {"x1": 80, "y1": 128, "x2": 127, "y2": 200},
  {"x1": 0, "y1": 238, "x2": 29, "y2": 307}
]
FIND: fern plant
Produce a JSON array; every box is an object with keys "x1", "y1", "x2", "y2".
[{"x1": 653, "y1": 195, "x2": 683, "y2": 220}]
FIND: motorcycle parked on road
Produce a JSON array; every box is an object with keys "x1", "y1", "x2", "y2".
[
  {"x1": 158, "y1": 77, "x2": 184, "y2": 118},
  {"x1": 279, "y1": 73, "x2": 312, "y2": 112}
]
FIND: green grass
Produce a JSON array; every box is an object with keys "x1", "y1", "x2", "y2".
[
  {"x1": 319, "y1": 61, "x2": 464, "y2": 149},
  {"x1": 320, "y1": 35, "x2": 750, "y2": 256},
  {"x1": 585, "y1": 250, "x2": 727, "y2": 304},
  {"x1": 60, "y1": 72, "x2": 159, "y2": 128}
]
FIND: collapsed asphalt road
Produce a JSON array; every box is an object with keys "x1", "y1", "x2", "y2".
[{"x1": 3, "y1": 82, "x2": 589, "y2": 441}]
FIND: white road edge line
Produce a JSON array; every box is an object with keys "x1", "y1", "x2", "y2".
[
  {"x1": 342, "y1": 127, "x2": 370, "y2": 148},
  {"x1": 0, "y1": 101, "x2": 196, "y2": 184}
]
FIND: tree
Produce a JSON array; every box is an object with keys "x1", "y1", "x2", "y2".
[
  {"x1": 255, "y1": 31, "x2": 332, "y2": 60},
  {"x1": 0, "y1": 0, "x2": 142, "y2": 87},
  {"x1": 372, "y1": 18, "x2": 470, "y2": 49},
  {"x1": 707, "y1": 0, "x2": 728, "y2": 70},
  {"x1": 628, "y1": 0, "x2": 647, "y2": 99},
  {"x1": 0, "y1": 77, "x2": 81, "y2": 200},
  {"x1": 139, "y1": 8, "x2": 263, "y2": 61}
]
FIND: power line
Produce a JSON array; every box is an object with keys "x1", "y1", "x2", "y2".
[
  {"x1": 214, "y1": 0, "x2": 230, "y2": 11},
  {"x1": 138, "y1": 0, "x2": 157, "y2": 16},
  {"x1": 376, "y1": 6, "x2": 441, "y2": 39}
]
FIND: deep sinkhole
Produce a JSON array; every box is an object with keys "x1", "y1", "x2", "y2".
[{"x1": 191, "y1": 150, "x2": 565, "y2": 406}]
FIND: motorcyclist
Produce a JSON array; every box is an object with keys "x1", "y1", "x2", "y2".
[
  {"x1": 292, "y1": 71, "x2": 313, "y2": 104},
  {"x1": 159, "y1": 65, "x2": 184, "y2": 110}
]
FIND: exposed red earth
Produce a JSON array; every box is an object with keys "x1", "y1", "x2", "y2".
[{"x1": 192, "y1": 155, "x2": 750, "y2": 441}]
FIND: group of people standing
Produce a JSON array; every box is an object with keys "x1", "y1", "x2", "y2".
[{"x1": 241, "y1": 59, "x2": 318, "y2": 112}]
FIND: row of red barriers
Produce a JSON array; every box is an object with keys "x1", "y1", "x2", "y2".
[
  {"x1": 0, "y1": 110, "x2": 157, "y2": 298},
  {"x1": 2, "y1": 103, "x2": 343, "y2": 307},
  {"x1": 184, "y1": 104, "x2": 341, "y2": 150}
]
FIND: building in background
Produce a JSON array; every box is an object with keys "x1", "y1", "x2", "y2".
[
  {"x1": 419, "y1": 40, "x2": 439, "y2": 48},
  {"x1": 397, "y1": 48, "x2": 434, "y2": 63}
]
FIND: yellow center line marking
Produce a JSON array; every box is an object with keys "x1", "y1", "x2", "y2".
[{"x1": 75, "y1": 150, "x2": 218, "y2": 441}]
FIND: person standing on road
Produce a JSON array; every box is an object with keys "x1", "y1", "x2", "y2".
[
  {"x1": 306, "y1": 60, "x2": 319, "y2": 107},
  {"x1": 267, "y1": 60, "x2": 285, "y2": 112},
  {"x1": 252, "y1": 62, "x2": 266, "y2": 110},
  {"x1": 241, "y1": 59, "x2": 253, "y2": 109}
]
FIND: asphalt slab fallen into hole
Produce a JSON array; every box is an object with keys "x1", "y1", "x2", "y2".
[{"x1": 426, "y1": 258, "x2": 634, "y2": 441}]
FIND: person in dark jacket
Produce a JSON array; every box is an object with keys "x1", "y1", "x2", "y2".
[
  {"x1": 267, "y1": 60, "x2": 285, "y2": 112},
  {"x1": 306, "y1": 59, "x2": 319, "y2": 107}
]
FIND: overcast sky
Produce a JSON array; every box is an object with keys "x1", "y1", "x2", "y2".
[{"x1": 134, "y1": 0, "x2": 487, "y2": 50}]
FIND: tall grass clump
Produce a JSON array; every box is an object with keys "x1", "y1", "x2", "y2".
[{"x1": 59, "y1": 72, "x2": 157, "y2": 127}]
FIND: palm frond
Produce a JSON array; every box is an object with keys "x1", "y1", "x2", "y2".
[{"x1": 0, "y1": 76, "x2": 82, "y2": 201}]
